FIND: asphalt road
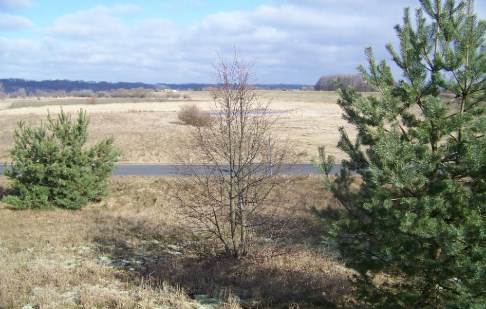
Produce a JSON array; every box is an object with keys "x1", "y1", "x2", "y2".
[{"x1": 0, "y1": 163, "x2": 340, "y2": 176}]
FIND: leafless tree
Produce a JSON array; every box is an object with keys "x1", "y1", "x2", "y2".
[
  {"x1": 314, "y1": 74, "x2": 375, "y2": 92},
  {"x1": 175, "y1": 53, "x2": 295, "y2": 259}
]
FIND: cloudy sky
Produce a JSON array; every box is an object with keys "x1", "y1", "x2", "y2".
[{"x1": 1, "y1": 0, "x2": 485, "y2": 84}]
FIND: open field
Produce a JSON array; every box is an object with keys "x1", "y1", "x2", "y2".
[
  {"x1": 8, "y1": 97, "x2": 165, "y2": 109},
  {"x1": 0, "y1": 175, "x2": 355, "y2": 308},
  {"x1": 0, "y1": 91, "x2": 359, "y2": 307},
  {"x1": 0, "y1": 91, "x2": 356, "y2": 164}
]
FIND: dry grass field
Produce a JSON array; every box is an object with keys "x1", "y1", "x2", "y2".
[
  {"x1": 0, "y1": 176, "x2": 356, "y2": 308},
  {"x1": 0, "y1": 91, "x2": 356, "y2": 164},
  {"x1": 0, "y1": 91, "x2": 360, "y2": 308}
]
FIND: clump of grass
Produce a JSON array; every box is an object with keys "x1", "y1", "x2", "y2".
[
  {"x1": 79, "y1": 281, "x2": 195, "y2": 309},
  {"x1": 177, "y1": 103, "x2": 212, "y2": 127}
]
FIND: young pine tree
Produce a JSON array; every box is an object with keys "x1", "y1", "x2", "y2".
[
  {"x1": 4, "y1": 109, "x2": 121, "y2": 209},
  {"x1": 317, "y1": 0, "x2": 485, "y2": 307}
]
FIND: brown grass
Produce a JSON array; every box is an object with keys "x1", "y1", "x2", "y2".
[
  {"x1": 0, "y1": 175, "x2": 356, "y2": 308},
  {"x1": 0, "y1": 90, "x2": 356, "y2": 164},
  {"x1": 0, "y1": 90, "x2": 358, "y2": 307}
]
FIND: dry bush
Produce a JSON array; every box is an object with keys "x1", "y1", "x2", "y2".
[
  {"x1": 220, "y1": 295, "x2": 242, "y2": 309},
  {"x1": 86, "y1": 94, "x2": 97, "y2": 104},
  {"x1": 177, "y1": 103, "x2": 212, "y2": 127},
  {"x1": 175, "y1": 53, "x2": 302, "y2": 259}
]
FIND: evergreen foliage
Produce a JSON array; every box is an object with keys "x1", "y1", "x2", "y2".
[
  {"x1": 4, "y1": 109, "x2": 121, "y2": 209},
  {"x1": 318, "y1": 0, "x2": 486, "y2": 306}
]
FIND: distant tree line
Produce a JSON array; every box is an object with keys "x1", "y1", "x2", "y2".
[
  {"x1": 73, "y1": 88, "x2": 155, "y2": 99},
  {"x1": 0, "y1": 79, "x2": 309, "y2": 96},
  {"x1": 314, "y1": 74, "x2": 375, "y2": 92},
  {"x1": 0, "y1": 78, "x2": 155, "y2": 94},
  {"x1": 4, "y1": 87, "x2": 156, "y2": 99}
]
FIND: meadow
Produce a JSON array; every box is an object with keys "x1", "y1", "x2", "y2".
[
  {"x1": 0, "y1": 91, "x2": 359, "y2": 308},
  {"x1": 0, "y1": 90, "x2": 355, "y2": 164}
]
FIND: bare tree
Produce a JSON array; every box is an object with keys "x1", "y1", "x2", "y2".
[
  {"x1": 175, "y1": 53, "x2": 294, "y2": 259},
  {"x1": 314, "y1": 74, "x2": 375, "y2": 92}
]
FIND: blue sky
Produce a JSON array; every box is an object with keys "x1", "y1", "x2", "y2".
[{"x1": 1, "y1": 0, "x2": 485, "y2": 84}]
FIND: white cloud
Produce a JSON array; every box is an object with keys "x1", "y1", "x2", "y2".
[
  {"x1": 0, "y1": 37, "x2": 43, "y2": 77},
  {"x1": 18, "y1": 5, "x2": 180, "y2": 82},
  {"x1": 0, "y1": 1, "x2": 398, "y2": 83},
  {"x1": 3, "y1": 1, "x2": 485, "y2": 84},
  {"x1": 46, "y1": 4, "x2": 145, "y2": 42},
  {"x1": 0, "y1": 13, "x2": 33, "y2": 29},
  {"x1": 180, "y1": 2, "x2": 395, "y2": 82},
  {"x1": 0, "y1": 37, "x2": 40, "y2": 52},
  {"x1": 48, "y1": 6, "x2": 135, "y2": 41}
]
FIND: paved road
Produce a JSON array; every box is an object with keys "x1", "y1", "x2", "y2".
[{"x1": 0, "y1": 163, "x2": 339, "y2": 176}]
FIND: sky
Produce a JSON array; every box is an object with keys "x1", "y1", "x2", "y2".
[{"x1": 1, "y1": 0, "x2": 485, "y2": 85}]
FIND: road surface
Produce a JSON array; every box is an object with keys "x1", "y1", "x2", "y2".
[{"x1": 0, "y1": 163, "x2": 340, "y2": 176}]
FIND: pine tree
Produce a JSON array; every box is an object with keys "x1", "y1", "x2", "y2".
[
  {"x1": 4, "y1": 109, "x2": 121, "y2": 209},
  {"x1": 317, "y1": 0, "x2": 485, "y2": 306}
]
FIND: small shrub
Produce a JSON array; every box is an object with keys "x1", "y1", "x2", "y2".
[
  {"x1": 96, "y1": 91, "x2": 110, "y2": 98},
  {"x1": 86, "y1": 94, "x2": 97, "y2": 104},
  {"x1": 177, "y1": 104, "x2": 212, "y2": 127},
  {"x1": 3, "y1": 109, "x2": 121, "y2": 209}
]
